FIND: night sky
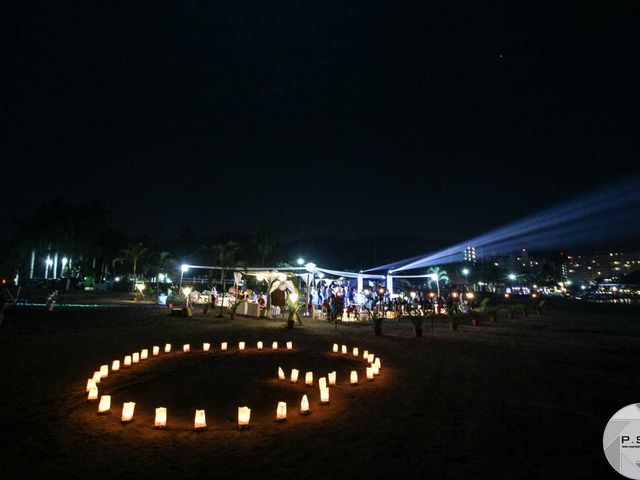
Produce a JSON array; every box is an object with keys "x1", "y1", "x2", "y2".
[{"x1": 5, "y1": 1, "x2": 639, "y2": 244}]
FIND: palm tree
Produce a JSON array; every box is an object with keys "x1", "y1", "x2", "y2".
[
  {"x1": 150, "y1": 251, "x2": 173, "y2": 304},
  {"x1": 113, "y1": 243, "x2": 148, "y2": 291},
  {"x1": 207, "y1": 241, "x2": 244, "y2": 317},
  {"x1": 255, "y1": 227, "x2": 276, "y2": 267},
  {"x1": 427, "y1": 266, "x2": 449, "y2": 298}
]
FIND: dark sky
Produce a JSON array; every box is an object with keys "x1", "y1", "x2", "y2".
[{"x1": 5, "y1": 1, "x2": 639, "y2": 243}]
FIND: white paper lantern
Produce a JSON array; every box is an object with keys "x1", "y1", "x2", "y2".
[
  {"x1": 352, "y1": 347, "x2": 359, "y2": 357},
  {"x1": 332, "y1": 343, "x2": 338, "y2": 353},
  {"x1": 194, "y1": 410, "x2": 206, "y2": 430},
  {"x1": 99, "y1": 365, "x2": 109, "y2": 378},
  {"x1": 300, "y1": 395, "x2": 310, "y2": 415},
  {"x1": 374, "y1": 357, "x2": 381, "y2": 369},
  {"x1": 238, "y1": 406, "x2": 251, "y2": 428},
  {"x1": 239, "y1": 341, "x2": 245, "y2": 351},
  {"x1": 88, "y1": 386, "x2": 98, "y2": 400},
  {"x1": 221, "y1": 342, "x2": 228, "y2": 351},
  {"x1": 203, "y1": 342, "x2": 210, "y2": 352},
  {"x1": 153, "y1": 346, "x2": 160, "y2": 356},
  {"x1": 155, "y1": 407, "x2": 167, "y2": 429},
  {"x1": 276, "y1": 402, "x2": 287, "y2": 421},
  {"x1": 318, "y1": 377, "x2": 327, "y2": 389},
  {"x1": 132, "y1": 352, "x2": 140, "y2": 364},
  {"x1": 121, "y1": 402, "x2": 136, "y2": 422},
  {"x1": 290, "y1": 369, "x2": 299, "y2": 383},
  {"x1": 164, "y1": 343, "x2": 171, "y2": 353},
  {"x1": 111, "y1": 360, "x2": 120, "y2": 372},
  {"x1": 305, "y1": 371, "x2": 313, "y2": 386},
  {"x1": 98, "y1": 395, "x2": 111, "y2": 414},
  {"x1": 86, "y1": 378, "x2": 96, "y2": 392},
  {"x1": 320, "y1": 386, "x2": 330, "y2": 404},
  {"x1": 183, "y1": 344, "x2": 190, "y2": 353},
  {"x1": 286, "y1": 341, "x2": 293, "y2": 350},
  {"x1": 350, "y1": 370, "x2": 358, "y2": 385},
  {"x1": 278, "y1": 367, "x2": 285, "y2": 380},
  {"x1": 328, "y1": 371, "x2": 337, "y2": 386},
  {"x1": 366, "y1": 367, "x2": 374, "y2": 380},
  {"x1": 92, "y1": 371, "x2": 101, "y2": 384},
  {"x1": 141, "y1": 349, "x2": 148, "y2": 360},
  {"x1": 363, "y1": 350, "x2": 369, "y2": 359},
  {"x1": 272, "y1": 341, "x2": 278, "y2": 350},
  {"x1": 341, "y1": 345, "x2": 347, "y2": 354},
  {"x1": 367, "y1": 353, "x2": 374, "y2": 364},
  {"x1": 257, "y1": 341, "x2": 263, "y2": 350}
]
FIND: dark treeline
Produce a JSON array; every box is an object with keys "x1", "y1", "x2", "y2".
[{"x1": 0, "y1": 201, "x2": 439, "y2": 283}]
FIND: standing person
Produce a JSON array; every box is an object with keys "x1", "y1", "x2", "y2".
[{"x1": 329, "y1": 294, "x2": 338, "y2": 329}]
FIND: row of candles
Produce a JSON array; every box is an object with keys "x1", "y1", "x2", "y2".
[
  {"x1": 86, "y1": 341, "x2": 295, "y2": 400},
  {"x1": 94, "y1": 393, "x2": 320, "y2": 429},
  {"x1": 276, "y1": 360, "x2": 380, "y2": 386}
]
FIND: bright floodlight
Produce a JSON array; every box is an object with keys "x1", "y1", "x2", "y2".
[
  {"x1": 305, "y1": 262, "x2": 316, "y2": 273},
  {"x1": 181, "y1": 264, "x2": 189, "y2": 273},
  {"x1": 508, "y1": 273, "x2": 516, "y2": 280},
  {"x1": 297, "y1": 258, "x2": 305, "y2": 266},
  {"x1": 430, "y1": 273, "x2": 438, "y2": 280},
  {"x1": 462, "y1": 268, "x2": 469, "y2": 275}
]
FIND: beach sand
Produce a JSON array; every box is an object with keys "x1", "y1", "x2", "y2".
[{"x1": 1, "y1": 299, "x2": 638, "y2": 479}]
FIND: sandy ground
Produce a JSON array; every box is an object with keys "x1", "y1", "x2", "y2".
[{"x1": 1, "y1": 299, "x2": 639, "y2": 479}]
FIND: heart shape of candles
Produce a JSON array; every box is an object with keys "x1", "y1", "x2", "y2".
[{"x1": 84, "y1": 341, "x2": 382, "y2": 432}]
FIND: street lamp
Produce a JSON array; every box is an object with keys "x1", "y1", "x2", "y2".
[
  {"x1": 297, "y1": 258, "x2": 305, "y2": 266},
  {"x1": 430, "y1": 273, "x2": 440, "y2": 298},
  {"x1": 44, "y1": 256, "x2": 53, "y2": 279},
  {"x1": 179, "y1": 264, "x2": 189, "y2": 289},
  {"x1": 462, "y1": 268, "x2": 470, "y2": 289},
  {"x1": 304, "y1": 262, "x2": 316, "y2": 316}
]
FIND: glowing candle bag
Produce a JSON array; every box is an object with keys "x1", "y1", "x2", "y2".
[
  {"x1": 98, "y1": 395, "x2": 111, "y2": 414},
  {"x1": 238, "y1": 406, "x2": 251, "y2": 428},
  {"x1": 121, "y1": 402, "x2": 136, "y2": 422},
  {"x1": 276, "y1": 402, "x2": 287, "y2": 421},
  {"x1": 194, "y1": 410, "x2": 206, "y2": 430},
  {"x1": 155, "y1": 407, "x2": 167, "y2": 428},
  {"x1": 300, "y1": 395, "x2": 310, "y2": 415}
]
